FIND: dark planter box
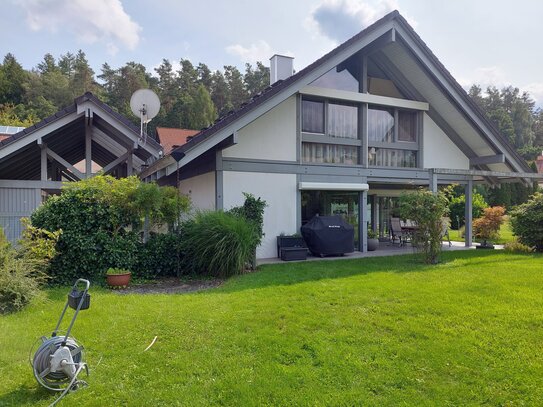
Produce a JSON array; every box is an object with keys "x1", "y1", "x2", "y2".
[
  {"x1": 280, "y1": 247, "x2": 308, "y2": 261},
  {"x1": 277, "y1": 236, "x2": 306, "y2": 258}
]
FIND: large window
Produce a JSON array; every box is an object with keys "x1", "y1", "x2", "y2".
[
  {"x1": 301, "y1": 99, "x2": 420, "y2": 168},
  {"x1": 367, "y1": 106, "x2": 418, "y2": 168},
  {"x1": 302, "y1": 98, "x2": 359, "y2": 165}
]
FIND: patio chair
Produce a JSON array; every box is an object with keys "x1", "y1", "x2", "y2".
[
  {"x1": 390, "y1": 217, "x2": 407, "y2": 246},
  {"x1": 441, "y1": 217, "x2": 452, "y2": 247}
]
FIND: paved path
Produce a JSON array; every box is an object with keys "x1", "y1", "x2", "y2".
[{"x1": 258, "y1": 241, "x2": 502, "y2": 266}]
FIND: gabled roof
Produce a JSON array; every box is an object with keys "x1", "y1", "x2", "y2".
[
  {"x1": 0, "y1": 92, "x2": 163, "y2": 180},
  {"x1": 0, "y1": 92, "x2": 162, "y2": 152},
  {"x1": 144, "y1": 10, "x2": 531, "y2": 180},
  {"x1": 156, "y1": 127, "x2": 199, "y2": 154}
]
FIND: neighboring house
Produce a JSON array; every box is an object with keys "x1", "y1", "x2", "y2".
[
  {"x1": 156, "y1": 127, "x2": 199, "y2": 155},
  {"x1": 142, "y1": 10, "x2": 541, "y2": 259},
  {"x1": 0, "y1": 92, "x2": 163, "y2": 242}
]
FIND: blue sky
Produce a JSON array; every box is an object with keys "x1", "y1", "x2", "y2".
[{"x1": 3, "y1": 0, "x2": 543, "y2": 106}]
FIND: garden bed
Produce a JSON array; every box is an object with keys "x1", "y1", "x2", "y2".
[{"x1": 117, "y1": 277, "x2": 223, "y2": 295}]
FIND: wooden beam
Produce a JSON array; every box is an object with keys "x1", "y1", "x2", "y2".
[
  {"x1": 432, "y1": 168, "x2": 543, "y2": 179},
  {"x1": 469, "y1": 154, "x2": 505, "y2": 166},
  {"x1": 0, "y1": 179, "x2": 63, "y2": 189},
  {"x1": 46, "y1": 147, "x2": 84, "y2": 180},
  {"x1": 102, "y1": 152, "x2": 130, "y2": 175}
]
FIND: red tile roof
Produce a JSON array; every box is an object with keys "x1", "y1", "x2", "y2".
[
  {"x1": 0, "y1": 134, "x2": 9, "y2": 141},
  {"x1": 156, "y1": 127, "x2": 199, "y2": 154}
]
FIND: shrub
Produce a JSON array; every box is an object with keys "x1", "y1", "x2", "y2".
[
  {"x1": 399, "y1": 189, "x2": 449, "y2": 264},
  {"x1": 473, "y1": 206, "x2": 505, "y2": 246},
  {"x1": 136, "y1": 233, "x2": 182, "y2": 279},
  {"x1": 449, "y1": 192, "x2": 488, "y2": 229},
  {"x1": 106, "y1": 267, "x2": 131, "y2": 275},
  {"x1": 504, "y1": 241, "x2": 534, "y2": 253},
  {"x1": 180, "y1": 211, "x2": 256, "y2": 277},
  {"x1": 510, "y1": 192, "x2": 543, "y2": 251},
  {"x1": 30, "y1": 175, "x2": 190, "y2": 284},
  {"x1": 0, "y1": 226, "x2": 57, "y2": 314}
]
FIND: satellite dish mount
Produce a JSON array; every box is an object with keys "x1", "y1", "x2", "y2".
[{"x1": 130, "y1": 89, "x2": 160, "y2": 145}]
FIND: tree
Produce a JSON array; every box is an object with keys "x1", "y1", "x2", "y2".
[
  {"x1": 224, "y1": 65, "x2": 248, "y2": 109},
  {"x1": 244, "y1": 62, "x2": 269, "y2": 96},
  {"x1": 71, "y1": 50, "x2": 97, "y2": 96},
  {"x1": 0, "y1": 53, "x2": 28, "y2": 105},
  {"x1": 399, "y1": 189, "x2": 449, "y2": 264},
  {"x1": 188, "y1": 84, "x2": 216, "y2": 129},
  {"x1": 210, "y1": 70, "x2": 232, "y2": 116}
]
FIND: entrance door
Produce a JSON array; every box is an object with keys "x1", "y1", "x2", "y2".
[{"x1": 301, "y1": 190, "x2": 359, "y2": 244}]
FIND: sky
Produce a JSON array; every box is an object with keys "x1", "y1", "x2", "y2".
[{"x1": 2, "y1": 0, "x2": 543, "y2": 106}]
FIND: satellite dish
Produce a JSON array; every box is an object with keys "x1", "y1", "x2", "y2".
[{"x1": 130, "y1": 89, "x2": 160, "y2": 145}]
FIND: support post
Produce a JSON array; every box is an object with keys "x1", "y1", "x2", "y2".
[
  {"x1": 370, "y1": 195, "x2": 378, "y2": 232},
  {"x1": 126, "y1": 150, "x2": 133, "y2": 176},
  {"x1": 465, "y1": 179, "x2": 473, "y2": 247},
  {"x1": 361, "y1": 103, "x2": 368, "y2": 167},
  {"x1": 429, "y1": 168, "x2": 438, "y2": 194},
  {"x1": 40, "y1": 143, "x2": 47, "y2": 181},
  {"x1": 85, "y1": 119, "x2": 92, "y2": 177},
  {"x1": 215, "y1": 150, "x2": 223, "y2": 210},
  {"x1": 359, "y1": 190, "x2": 368, "y2": 252}
]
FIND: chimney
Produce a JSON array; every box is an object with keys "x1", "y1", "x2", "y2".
[{"x1": 270, "y1": 54, "x2": 294, "y2": 85}]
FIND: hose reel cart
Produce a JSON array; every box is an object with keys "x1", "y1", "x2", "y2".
[{"x1": 30, "y1": 279, "x2": 91, "y2": 399}]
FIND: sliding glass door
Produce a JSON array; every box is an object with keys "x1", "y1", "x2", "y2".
[{"x1": 301, "y1": 190, "x2": 359, "y2": 244}]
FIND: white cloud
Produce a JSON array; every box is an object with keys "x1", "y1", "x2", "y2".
[
  {"x1": 457, "y1": 66, "x2": 509, "y2": 89},
  {"x1": 524, "y1": 82, "x2": 543, "y2": 107},
  {"x1": 17, "y1": 0, "x2": 141, "y2": 54},
  {"x1": 226, "y1": 40, "x2": 293, "y2": 64},
  {"x1": 306, "y1": 0, "x2": 417, "y2": 43}
]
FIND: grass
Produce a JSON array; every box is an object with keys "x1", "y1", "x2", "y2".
[
  {"x1": 449, "y1": 218, "x2": 516, "y2": 245},
  {"x1": 1, "y1": 250, "x2": 543, "y2": 406}
]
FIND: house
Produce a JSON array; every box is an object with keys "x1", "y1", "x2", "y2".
[
  {"x1": 0, "y1": 93, "x2": 163, "y2": 241},
  {"x1": 155, "y1": 127, "x2": 199, "y2": 155},
  {"x1": 141, "y1": 10, "x2": 540, "y2": 259}
]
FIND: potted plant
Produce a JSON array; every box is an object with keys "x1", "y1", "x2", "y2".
[
  {"x1": 367, "y1": 229, "x2": 379, "y2": 251},
  {"x1": 106, "y1": 267, "x2": 132, "y2": 288},
  {"x1": 473, "y1": 206, "x2": 505, "y2": 249}
]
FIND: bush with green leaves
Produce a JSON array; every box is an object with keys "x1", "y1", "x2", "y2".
[
  {"x1": 180, "y1": 211, "x2": 256, "y2": 277},
  {"x1": 30, "y1": 175, "x2": 190, "y2": 285},
  {"x1": 136, "y1": 233, "x2": 182, "y2": 279},
  {"x1": 449, "y1": 192, "x2": 488, "y2": 229},
  {"x1": 510, "y1": 192, "x2": 543, "y2": 251},
  {"x1": 399, "y1": 189, "x2": 449, "y2": 264},
  {"x1": 0, "y1": 225, "x2": 59, "y2": 314},
  {"x1": 227, "y1": 193, "x2": 267, "y2": 268}
]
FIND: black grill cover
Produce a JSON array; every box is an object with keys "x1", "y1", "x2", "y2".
[{"x1": 301, "y1": 215, "x2": 354, "y2": 256}]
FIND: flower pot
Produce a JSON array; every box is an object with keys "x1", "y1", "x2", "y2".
[
  {"x1": 367, "y1": 238, "x2": 379, "y2": 251},
  {"x1": 106, "y1": 272, "x2": 131, "y2": 288}
]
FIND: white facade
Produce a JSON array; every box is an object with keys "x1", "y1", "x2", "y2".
[
  {"x1": 422, "y1": 113, "x2": 469, "y2": 170},
  {"x1": 223, "y1": 96, "x2": 297, "y2": 162},
  {"x1": 223, "y1": 171, "x2": 297, "y2": 259},
  {"x1": 178, "y1": 172, "x2": 216, "y2": 210}
]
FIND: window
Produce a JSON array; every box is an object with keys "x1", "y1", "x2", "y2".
[
  {"x1": 310, "y1": 67, "x2": 359, "y2": 92},
  {"x1": 368, "y1": 107, "x2": 394, "y2": 142},
  {"x1": 328, "y1": 103, "x2": 358, "y2": 139},
  {"x1": 398, "y1": 111, "x2": 416, "y2": 142},
  {"x1": 302, "y1": 143, "x2": 358, "y2": 165},
  {"x1": 368, "y1": 148, "x2": 417, "y2": 168},
  {"x1": 302, "y1": 100, "x2": 324, "y2": 133},
  {"x1": 367, "y1": 106, "x2": 418, "y2": 168}
]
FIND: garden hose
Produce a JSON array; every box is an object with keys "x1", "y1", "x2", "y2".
[{"x1": 31, "y1": 335, "x2": 88, "y2": 392}]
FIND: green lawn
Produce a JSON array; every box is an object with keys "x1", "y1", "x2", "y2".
[
  {"x1": 1, "y1": 251, "x2": 543, "y2": 406},
  {"x1": 449, "y1": 218, "x2": 516, "y2": 245}
]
